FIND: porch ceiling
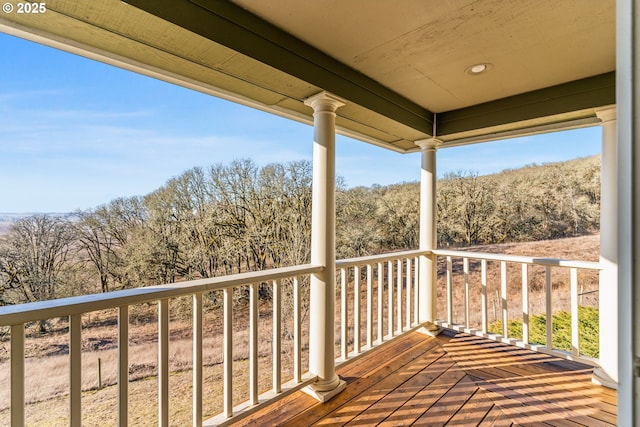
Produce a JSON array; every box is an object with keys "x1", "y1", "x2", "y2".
[{"x1": 0, "y1": 0, "x2": 615, "y2": 152}]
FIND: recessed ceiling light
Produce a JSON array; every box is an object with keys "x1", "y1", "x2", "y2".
[{"x1": 466, "y1": 63, "x2": 493, "y2": 75}]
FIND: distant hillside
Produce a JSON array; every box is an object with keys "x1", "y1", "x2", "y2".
[
  {"x1": 0, "y1": 213, "x2": 71, "y2": 235},
  {"x1": 0, "y1": 213, "x2": 24, "y2": 235},
  {"x1": 337, "y1": 154, "x2": 601, "y2": 253},
  {"x1": 437, "y1": 154, "x2": 600, "y2": 246}
]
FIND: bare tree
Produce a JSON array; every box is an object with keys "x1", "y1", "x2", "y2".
[
  {"x1": 437, "y1": 171, "x2": 495, "y2": 246},
  {"x1": 0, "y1": 215, "x2": 75, "y2": 311},
  {"x1": 75, "y1": 207, "x2": 123, "y2": 293}
]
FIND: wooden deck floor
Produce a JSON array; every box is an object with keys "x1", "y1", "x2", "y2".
[{"x1": 237, "y1": 330, "x2": 617, "y2": 426}]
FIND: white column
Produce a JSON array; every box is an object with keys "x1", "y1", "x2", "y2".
[
  {"x1": 416, "y1": 138, "x2": 441, "y2": 331},
  {"x1": 303, "y1": 92, "x2": 346, "y2": 402},
  {"x1": 593, "y1": 107, "x2": 617, "y2": 389},
  {"x1": 617, "y1": 0, "x2": 639, "y2": 422}
]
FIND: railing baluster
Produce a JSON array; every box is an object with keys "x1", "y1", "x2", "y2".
[
  {"x1": 118, "y1": 305, "x2": 129, "y2": 427},
  {"x1": 446, "y1": 256, "x2": 453, "y2": 325},
  {"x1": 396, "y1": 259, "x2": 402, "y2": 334},
  {"x1": 293, "y1": 277, "x2": 301, "y2": 383},
  {"x1": 250, "y1": 283, "x2": 258, "y2": 403},
  {"x1": 354, "y1": 265, "x2": 361, "y2": 354},
  {"x1": 387, "y1": 261, "x2": 393, "y2": 337},
  {"x1": 192, "y1": 294, "x2": 202, "y2": 427},
  {"x1": 413, "y1": 256, "x2": 419, "y2": 326},
  {"x1": 340, "y1": 267, "x2": 347, "y2": 360},
  {"x1": 522, "y1": 264, "x2": 529, "y2": 345},
  {"x1": 223, "y1": 288, "x2": 233, "y2": 418},
  {"x1": 70, "y1": 313, "x2": 82, "y2": 427},
  {"x1": 273, "y1": 280, "x2": 281, "y2": 393},
  {"x1": 501, "y1": 261, "x2": 508, "y2": 338},
  {"x1": 545, "y1": 266, "x2": 553, "y2": 350},
  {"x1": 570, "y1": 268, "x2": 579, "y2": 356},
  {"x1": 11, "y1": 323, "x2": 25, "y2": 427},
  {"x1": 366, "y1": 264, "x2": 373, "y2": 349},
  {"x1": 463, "y1": 258, "x2": 469, "y2": 328},
  {"x1": 406, "y1": 258, "x2": 411, "y2": 329},
  {"x1": 158, "y1": 299, "x2": 169, "y2": 426},
  {"x1": 377, "y1": 262, "x2": 383, "y2": 343},
  {"x1": 481, "y1": 259, "x2": 487, "y2": 333}
]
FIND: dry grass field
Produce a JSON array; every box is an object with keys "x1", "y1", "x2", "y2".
[{"x1": 0, "y1": 234, "x2": 599, "y2": 426}]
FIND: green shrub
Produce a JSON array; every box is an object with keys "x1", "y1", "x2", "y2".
[{"x1": 488, "y1": 306, "x2": 599, "y2": 358}]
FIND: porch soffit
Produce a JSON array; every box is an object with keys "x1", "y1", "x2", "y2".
[{"x1": 0, "y1": 0, "x2": 615, "y2": 152}]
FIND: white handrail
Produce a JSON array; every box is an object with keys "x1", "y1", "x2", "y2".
[
  {"x1": 335, "y1": 249, "x2": 427, "y2": 268},
  {"x1": 433, "y1": 249, "x2": 602, "y2": 270},
  {"x1": 0, "y1": 264, "x2": 323, "y2": 326}
]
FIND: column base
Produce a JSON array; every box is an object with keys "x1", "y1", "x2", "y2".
[
  {"x1": 416, "y1": 322, "x2": 443, "y2": 337},
  {"x1": 592, "y1": 367, "x2": 618, "y2": 390},
  {"x1": 302, "y1": 378, "x2": 347, "y2": 402}
]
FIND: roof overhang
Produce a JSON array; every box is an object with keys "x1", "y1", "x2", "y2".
[{"x1": 0, "y1": 0, "x2": 615, "y2": 152}]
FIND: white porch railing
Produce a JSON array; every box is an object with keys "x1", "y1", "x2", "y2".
[
  {"x1": 335, "y1": 249, "x2": 426, "y2": 363},
  {"x1": 432, "y1": 249, "x2": 602, "y2": 366},
  {"x1": 0, "y1": 249, "x2": 602, "y2": 426},
  {"x1": 0, "y1": 264, "x2": 321, "y2": 427}
]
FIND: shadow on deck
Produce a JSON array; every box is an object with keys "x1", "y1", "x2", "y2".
[{"x1": 238, "y1": 330, "x2": 617, "y2": 426}]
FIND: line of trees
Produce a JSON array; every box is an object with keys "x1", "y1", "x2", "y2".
[
  {"x1": 437, "y1": 156, "x2": 600, "y2": 246},
  {"x1": 0, "y1": 156, "x2": 600, "y2": 306}
]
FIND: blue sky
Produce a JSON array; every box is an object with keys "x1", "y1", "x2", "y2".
[{"x1": 0, "y1": 33, "x2": 602, "y2": 213}]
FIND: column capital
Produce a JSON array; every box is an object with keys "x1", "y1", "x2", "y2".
[
  {"x1": 304, "y1": 91, "x2": 346, "y2": 112},
  {"x1": 595, "y1": 105, "x2": 617, "y2": 123},
  {"x1": 415, "y1": 138, "x2": 443, "y2": 150}
]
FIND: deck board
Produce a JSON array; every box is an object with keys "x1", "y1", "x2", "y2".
[
  {"x1": 444, "y1": 388, "x2": 499, "y2": 426},
  {"x1": 477, "y1": 401, "x2": 516, "y2": 426},
  {"x1": 281, "y1": 333, "x2": 442, "y2": 426},
  {"x1": 440, "y1": 333, "x2": 617, "y2": 427},
  {"x1": 331, "y1": 351, "x2": 450, "y2": 425},
  {"x1": 234, "y1": 330, "x2": 616, "y2": 426},
  {"x1": 350, "y1": 356, "x2": 461, "y2": 426}
]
